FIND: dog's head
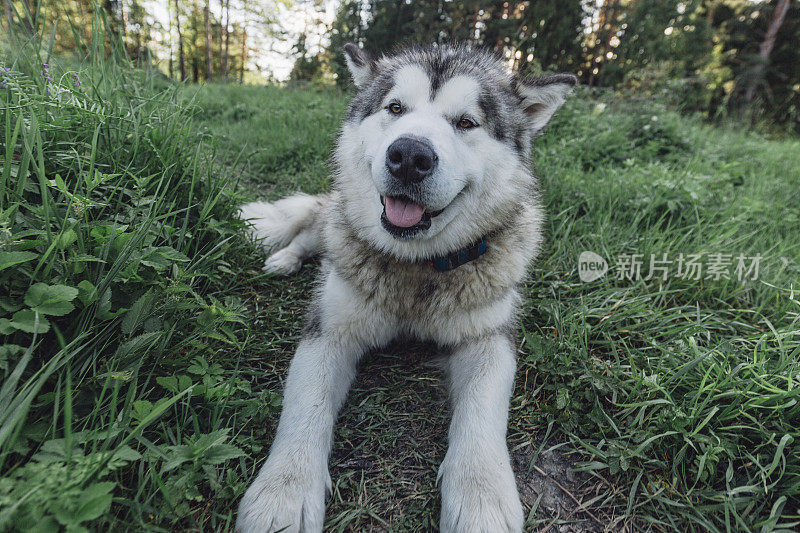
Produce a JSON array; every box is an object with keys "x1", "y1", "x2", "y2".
[{"x1": 335, "y1": 43, "x2": 576, "y2": 260}]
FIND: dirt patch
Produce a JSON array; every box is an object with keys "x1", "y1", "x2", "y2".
[
  {"x1": 513, "y1": 443, "x2": 602, "y2": 532},
  {"x1": 327, "y1": 344, "x2": 449, "y2": 531}
]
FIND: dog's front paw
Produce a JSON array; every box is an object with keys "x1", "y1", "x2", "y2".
[
  {"x1": 236, "y1": 458, "x2": 330, "y2": 533},
  {"x1": 438, "y1": 453, "x2": 524, "y2": 533},
  {"x1": 263, "y1": 247, "x2": 302, "y2": 275}
]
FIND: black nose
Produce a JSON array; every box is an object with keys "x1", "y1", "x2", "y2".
[{"x1": 385, "y1": 136, "x2": 438, "y2": 184}]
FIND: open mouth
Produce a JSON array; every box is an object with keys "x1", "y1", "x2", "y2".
[{"x1": 380, "y1": 195, "x2": 444, "y2": 239}]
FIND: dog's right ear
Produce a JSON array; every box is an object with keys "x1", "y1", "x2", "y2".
[{"x1": 343, "y1": 43, "x2": 373, "y2": 88}]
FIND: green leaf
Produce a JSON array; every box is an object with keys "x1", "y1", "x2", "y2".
[
  {"x1": 121, "y1": 291, "x2": 155, "y2": 335},
  {"x1": 131, "y1": 400, "x2": 153, "y2": 421},
  {"x1": 96, "y1": 289, "x2": 116, "y2": 319},
  {"x1": 203, "y1": 443, "x2": 246, "y2": 465},
  {"x1": 55, "y1": 228, "x2": 78, "y2": 249},
  {"x1": 70, "y1": 253, "x2": 105, "y2": 264},
  {"x1": 114, "y1": 331, "x2": 163, "y2": 358},
  {"x1": 0, "y1": 340, "x2": 23, "y2": 354},
  {"x1": 112, "y1": 445, "x2": 142, "y2": 462},
  {"x1": 0, "y1": 344, "x2": 24, "y2": 369},
  {"x1": 142, "y1": 316, "x2": 162, "y2": 333},
  {"x1": 192, "y1": 429, "x2": 231, "y2": 451},
  {"x1": 24, "y1": 283, "x2": 79, "y2": 316},
  {"x1": 139, "y1": 254, "x2": 170, "y2": 271},
  {"x1": 77, "y1": 280, "x2": 98, "y2": 306},
  {"x1": 555, "y1": 388, "x2": 570, "y2": 410},
  {"x1": 156, "y1": 376, "x2": 179, "y2": 393},
  {"x1": 33, "y1": 438, "x2": 84, "y2": 463},
  {"x1": 0, "y1": 251, "x2": 38, "y2": 272},
  {"x1": 71, "y1": 482, "x2": 115, "y2": 523},
  {"x1": 0, "y1": 318, "x2": 16, "y2": 335},
  {"x1": 0, "y1": 297, "x2": 22, "y2": 313},
  {"x1": 141, "y1": 246, "x2": 190, "y2": 270},
  {"x1": 10, "y1": 310, "x2": 51, "y2": 333},
  {"x1": 162, "y1": 446, "x2": 193, "y2": 472},
  {"x1": 152, "y1": 246, "x2": 190, "y2": 262},
  {"x1": 178, "y1": 374, "x2": 193, "y2": 391},
  {"x1": 25, "y1": 283, "x2": 79, "y2": 305},
  {"x1": 34, "y1": 300, "x2": 75, "y2": 317}
]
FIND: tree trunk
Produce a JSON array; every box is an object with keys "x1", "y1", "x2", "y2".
[
  {"x1": 705, "y1": 0, "x2": 716, "y2": 49},
  {"x1": 744, "y1": 0, "x2": 791, "y2": 102},
  {"x1": 174, "y1": 0, "x2": 186, "y2": 80},
  {"x1": 588, "y1": 0, "x2": 621, "y2": 87},
  {"x1": 119, "y1": 0, "x2": 127, "y2": 51},
  {"x1": 204, "y1": 0, "x2": 213, "y2": 80},
  {"x1": 168, "y1": 0, "x2": 174, "y2": 79},
  {"x1": 3, "y1": 0, "x2": 15, "y2": 33},
  {"x1": 218, "y1": 0, "x2": 225, "y2": 77},
  {"x1": 239, "y1": 27, "x2": 247, "y2": 83},
  {"x1": 223, "y1": 0, "x2": 230, "y2": 79}
]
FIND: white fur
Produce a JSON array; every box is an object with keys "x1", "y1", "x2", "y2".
[
  {"x1": 434, "y1": 75, "x2": 483, "y2": 119},
  {"x1": 438, "y1": 334, "x2": 523, "y2": 532},
  {"x1": 517, "y1": 81, "x2": 574, "y2": 133},
  {"x1": 411, "y1": 289, "x2": 519, "y2": 346},
  {"x1": 240, "y1": 194, "x2": 324, "y2": 274},
  {"x1": 237, "y1": 269, "x2": 523, "y2": 532},
  {"x1": 335, "y1": 65, "x2": 529, "y2": 262},
  {"x1": 240, "y1": 194, "x2": 321, "y2": 251},
  {"x1": 261, "y1": 227, "x2": 322, "y2": 275},
  {"x1": 344, "y1": 55, "x2": 371, "y2": 88}
]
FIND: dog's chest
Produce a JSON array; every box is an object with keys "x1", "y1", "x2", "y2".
[{"x1": 328, "y1": 241, "x2": 520, "y2": 323}]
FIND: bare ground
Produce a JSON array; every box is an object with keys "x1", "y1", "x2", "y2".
[{"x1": 323, "y1": 342, "x2": 604, "y2": 532}]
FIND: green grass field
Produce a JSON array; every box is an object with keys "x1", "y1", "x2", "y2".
[{"x1": 1, "y1": 52, "x2": 799, "y2": 531}]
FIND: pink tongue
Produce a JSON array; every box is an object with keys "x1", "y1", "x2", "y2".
[{"x1": 384, "y1": 196, "x2": 424, "y2": 228}]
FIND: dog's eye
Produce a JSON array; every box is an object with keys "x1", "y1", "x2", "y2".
[
  {"x1": 387, "y1": 102, "x2": 403, "y2": 115},
  {"x1": 457, "y1": 117, "x2": 478, "y2": 130}
]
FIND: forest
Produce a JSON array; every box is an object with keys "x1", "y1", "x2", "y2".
[{"x1": 2, "y1": 0, "x2": 799, "y2": 132}]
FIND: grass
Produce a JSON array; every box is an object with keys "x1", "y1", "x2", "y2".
[
  {"x1": 2, "y1": 28, "x2": 799, "y2": 532},
  {"x1": 184, "y1": 83, "x2": 348, "y2": 197}
]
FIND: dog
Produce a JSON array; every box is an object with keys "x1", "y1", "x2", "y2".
[{"x1": 236, "y1": 43, "x2": 576, "y2": 532}]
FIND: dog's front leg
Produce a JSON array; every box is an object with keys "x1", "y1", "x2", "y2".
[
  {"x1": 438, "y1": 333, "x2": 524, "y2": 533},
  {"x1": 236, "y1": 333, "x2": 362, "y2": 533}
]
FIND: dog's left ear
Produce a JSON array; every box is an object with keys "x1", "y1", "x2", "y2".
[
  {"x1": 516, "y1": 74, "x2": 577, "y2": 134},
  {"x1": 343, "y1": 43, "x2": 374, "y2": 88}
]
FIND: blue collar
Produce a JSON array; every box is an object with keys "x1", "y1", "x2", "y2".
[{"x1": 426, "y1": 238, "x2": 488, "y2": 272}]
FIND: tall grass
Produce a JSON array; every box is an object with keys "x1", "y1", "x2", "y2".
[
  {"x1": 516, "y1": 95, "x2": 800, "y2": 531},
  {"x1": 0, "y1": 12, "x2": 268, "y2": 530}
]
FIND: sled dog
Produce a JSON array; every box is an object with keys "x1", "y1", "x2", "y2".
[{"x1": 236, "y1": 42, "x2": 576, "y2": 532}]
